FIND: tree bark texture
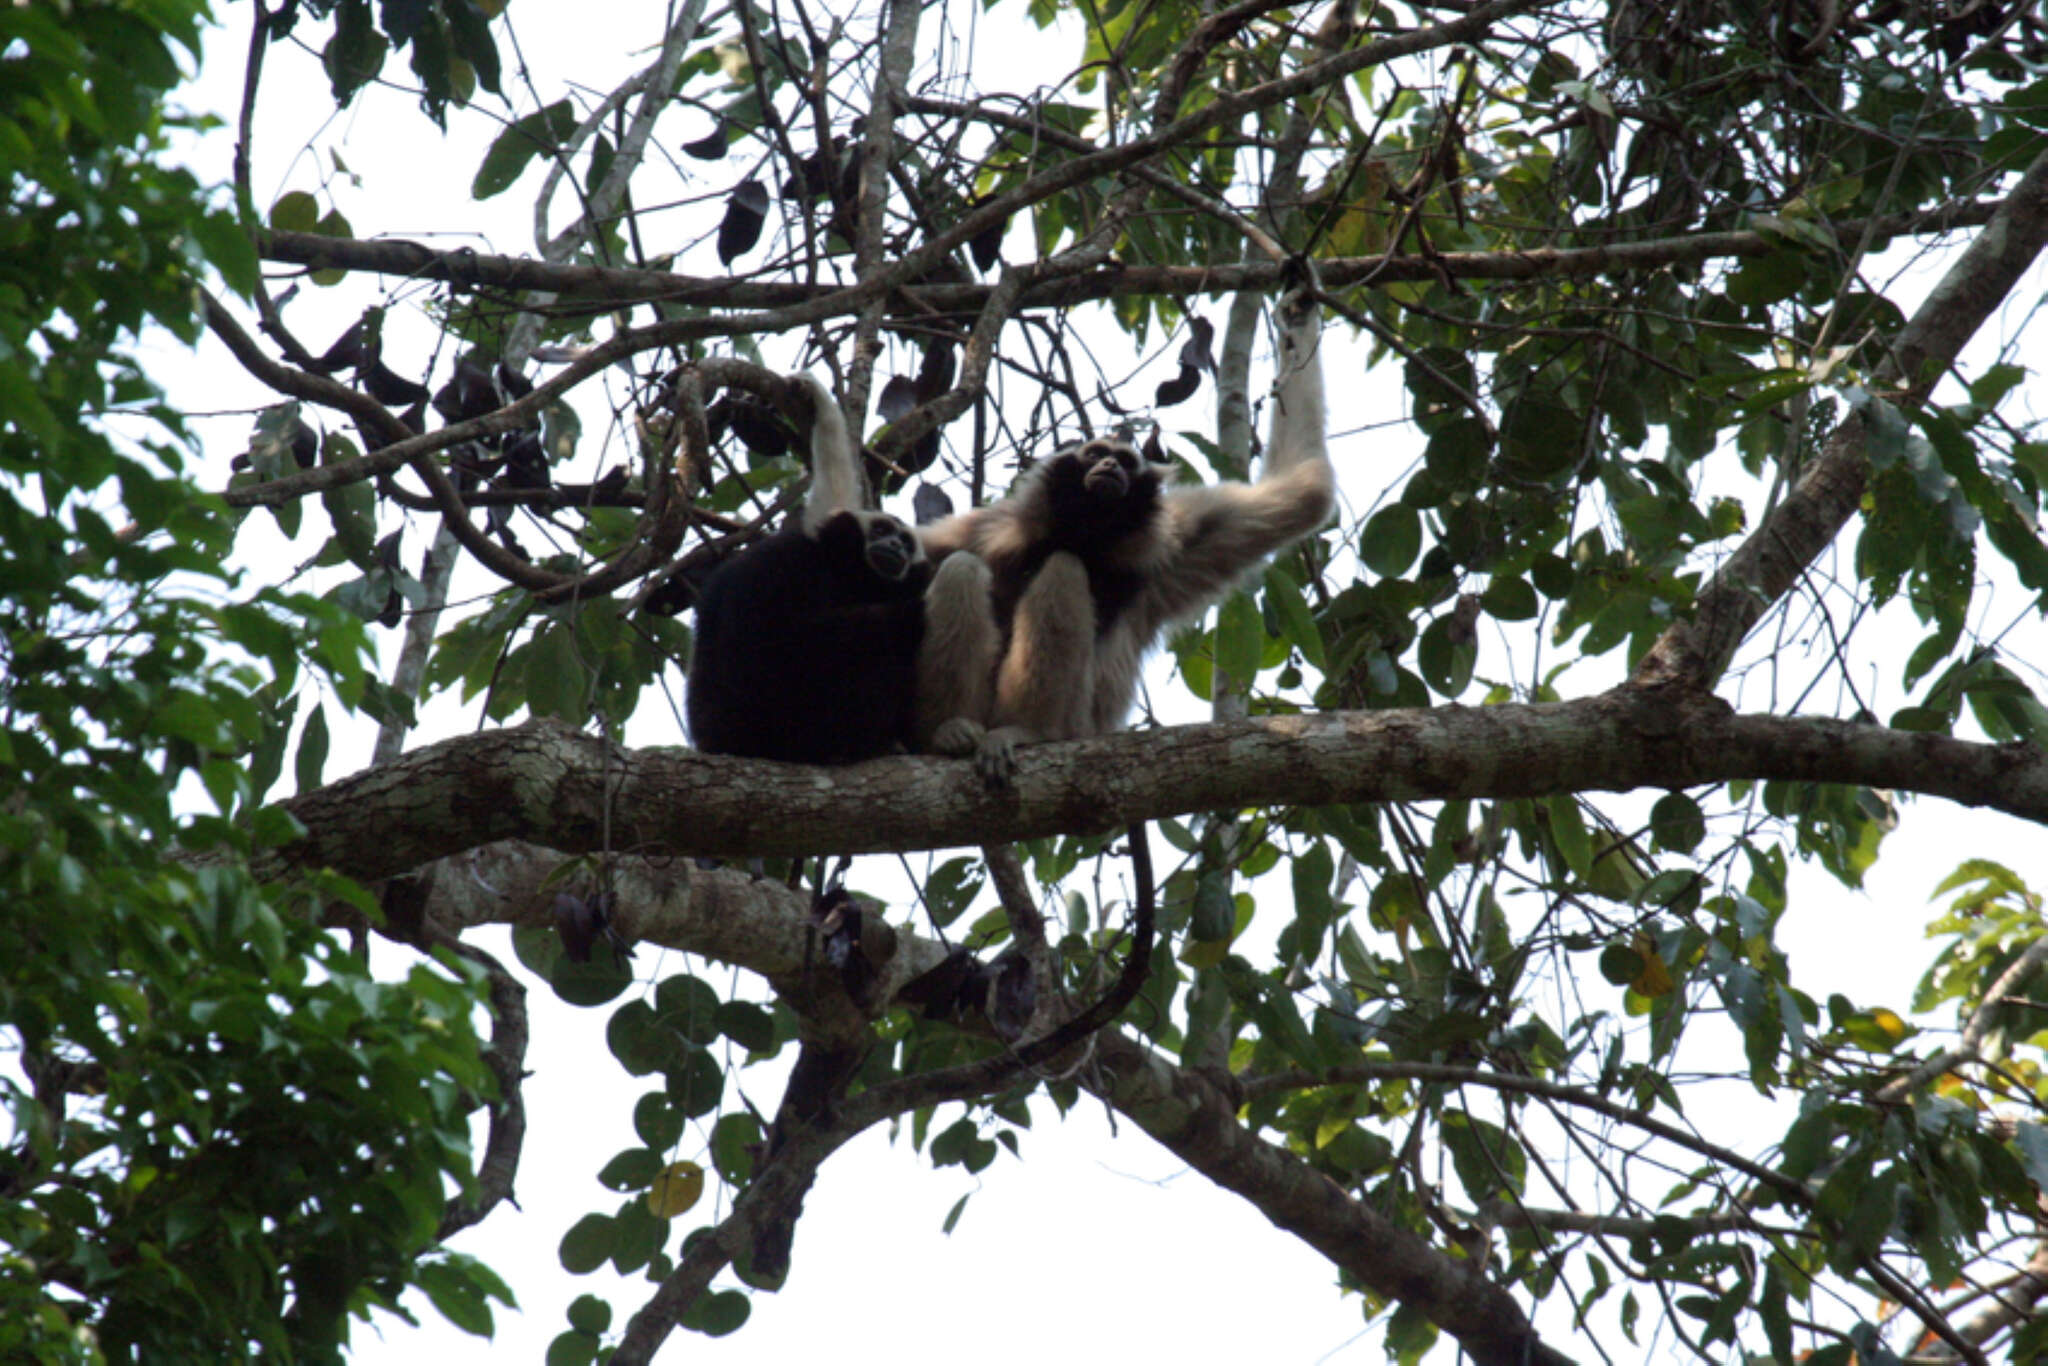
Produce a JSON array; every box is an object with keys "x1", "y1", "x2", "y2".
[{"x1": 273, "y1": 699, "x2": 2048, "y2": 880}]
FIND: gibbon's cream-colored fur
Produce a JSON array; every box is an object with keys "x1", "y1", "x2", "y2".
[{"x1": 915, "y1": 278, "x2": 1335, "y2": 783}]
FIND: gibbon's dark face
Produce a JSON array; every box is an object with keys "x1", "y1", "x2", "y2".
[
  {"x1": 1039, "y1": 438, "x2": 1166, "y2": 553},
  {"x1": 815, "y1": 508, "x2": 928, "y2": 588},
  {"x1": 858, "y1": 511, "x2": 924, "y2": 583},
  {"x1": 1068, "y1": 438, "x2": 1158, "y2": 501}
]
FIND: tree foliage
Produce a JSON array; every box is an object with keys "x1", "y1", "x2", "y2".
[
  {"x1": 12, "y1": 0, "x2": 2048, "y2": 1363},
  {"x1": 1, "y1": 1, "x2": 506, "y2": 1361}
]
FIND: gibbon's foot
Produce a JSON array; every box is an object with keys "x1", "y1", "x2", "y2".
[
  {"x1": 930, "y1": 716, "x2": 986, "y2": 757},
  {"x1": 972, "y1": 728, "x2": 1022, "y2": 789},
  {"x1": 928, "y1": 716, "x2": 1017, "y2": 789}
]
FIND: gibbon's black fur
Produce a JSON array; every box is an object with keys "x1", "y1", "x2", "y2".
[
  {"x1": 686, "y1": 375, "x2": 932, "y2": 764},
  {"x1": 914, "y1": 268, "x2": 1335, "y2": 784}
]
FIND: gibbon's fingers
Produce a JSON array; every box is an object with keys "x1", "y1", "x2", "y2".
[
  {"x1": 793, "y1": 373, "x2": 863, "y2": 535},
  {"x1": 916, "y1": 552, "x2": 1000, "y2": 750}
]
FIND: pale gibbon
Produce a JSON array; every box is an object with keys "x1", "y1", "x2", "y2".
[
  {"x1": 913, "y1": 274, "x2": 1334, "y2": 783},
  {"x1": 686, "y1": 374, "x2": 933, "y2": 763}
]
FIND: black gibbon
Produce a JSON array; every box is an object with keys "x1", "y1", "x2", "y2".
[
  {"x1": 914, "y1": 273, "x2": 1334, "y2": 783},
  {"x1": 686, "y1": 374, "x2": 933, "y2": 764}
]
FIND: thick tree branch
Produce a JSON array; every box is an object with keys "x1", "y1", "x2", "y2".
[{"x1": 268, "y1": 697, "x2": 2048, "y2": 880}]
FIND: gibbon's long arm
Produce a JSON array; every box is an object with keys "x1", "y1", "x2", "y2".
[
  {"x1": 1135, "y1": 283, "x2": 1334, "y2": 634},
  {"x1": 796, "y1": 373, "x2": 864, "y2": 536}
]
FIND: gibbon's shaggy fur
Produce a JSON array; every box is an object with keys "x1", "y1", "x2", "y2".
[
  {"x1": 686, "y1": 374, "x2": 934, "y2": 764},
  {"x1": 915, "y1": 274, "x2": 1334, "y2": 783}
]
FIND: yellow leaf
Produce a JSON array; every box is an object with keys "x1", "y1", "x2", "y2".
[
  {"x1": 647, "y1": 1162, "x2": 706, "y2": 1219},
  {"x1": 1629, "y1": 932, "x2": 1676, "y2": 997}
]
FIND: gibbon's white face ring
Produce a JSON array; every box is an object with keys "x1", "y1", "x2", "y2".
[{"x1": 862, "y1": 519, "x2": 922, "y2": 581}]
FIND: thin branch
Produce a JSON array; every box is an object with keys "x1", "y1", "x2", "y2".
[
  {"x1": 1241, "y1": 1059, "x2": 1814, "y2": 1205},
  {"x1": 981, "y1": 843, "x2": 1046, "y2": 953},
  {"x1": 843, "y1": 0, "x2": 922, "y2": 428},
  {"x1": 200, "y1": 289, "x2": 568, "y2": 593},
  {"x1": 435, "y1": 938, "x2": 529, "y2": 1239}
]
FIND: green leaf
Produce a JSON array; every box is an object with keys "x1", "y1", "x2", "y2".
[
  {"x1": 711, "y1": 1112, "x2": 763, "y2": 1184},
  {"x1": 551, "y1": 940, "x2": 633, "y2": 1007},
  {"x1": 1403, "y1": 346, "x2": 1477, "y2": 432},
  {"x1": 680, "y1": 1289, "x2": 750, "y2": 1338},
  {"x1": 1255, "y1": 989, "x2": 1321, "y2": 1070},
  {"x1": 525, "y1": 623, "x2": 591, "y2": 722},
  {"x1": 1416, "y1": 614, "x2": 1476, "y2": 699},
  {"x1": 1290, "y1": 839, "x2": 1335, "y2": 938},
  {"x1": 597, "y1": 1147, "x2": 662, "y2": 1192},
  {"x1": 1498, "y1": 395, "x2": 1582, "y2": 481},
  {"x1": 1188, "y1": 870, "x2": 1235, "y2": 943},
  {"x1": 416, "y1": 1258, "x2": 496, "y2": 1337},
  {"x1": 546, "y1": 1331, "x2": 601, "y2": 1366},
  {"x1": 294, "y1": 705, "x2": 329, "y2": 794},
  {"x1": 1422, "y1": 417, "x2": 1491, "y2": 491},
  {"x1": 270, "y1": 190, "x2": 320, "y2": 232},
  {"x1": 1360, "y1": 504, "x2": 1421, "y2": 578},
  {"x1": 634, "y1": 1092, "x2": 686, "y2": 1150},
  {"x1": 1725, "y1": 250, "x2": 1807, "y2": 306},
  {"x1": 558, "y1": 1214, "x2": 617, "y2": 1275},
  {"x1": 566, "y1": 1295, "x2": 612, "y2": 1336},
  {"x1": 1649, "y1": 793, "x2": 1705, "y2": 853},
  {"x1": 474, "y1": 99, "x2": 577, "y2": 199},
  {"x1": 1546, "y1": 795, "x2": 1593, "y2": 879},
  {"x1": 1598, "y1": 943, "x2": 1644, "y2": 986},
  {"x1": 1215, "y1": 591, "x2": 1262, "y2": 689},
  {"x1": 191, "y1": 211, "x2": 260, "y2": 297},
  {"x1": 667, "y1": 1050, "x2": 725, "y2": 1118},
  {"x1": 1479, "y1": 576, "x2": 1537, "y2": 622},
  {"x1": 606, "y1": 1000, "x2": 677, "y2": 1076},
  {"x1": 714, "y1": 1000, "x2": 776, "y2": 1053},
  {"x1": 925, "y1": 856, "x2": 984, "y2": 929},
  {"x1": 654, "y1": 974, "x2": 722, "y2": 1046},
  {"x1": 322, "y1": 0, "x2": 390, "y2": 106},
  {"x1": 2014, "y1": 1123, "x2": 2048, "y2": 1192},
  {"x1": 1262, "y1": 564, "x2": 1325, "y2": 669}
]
